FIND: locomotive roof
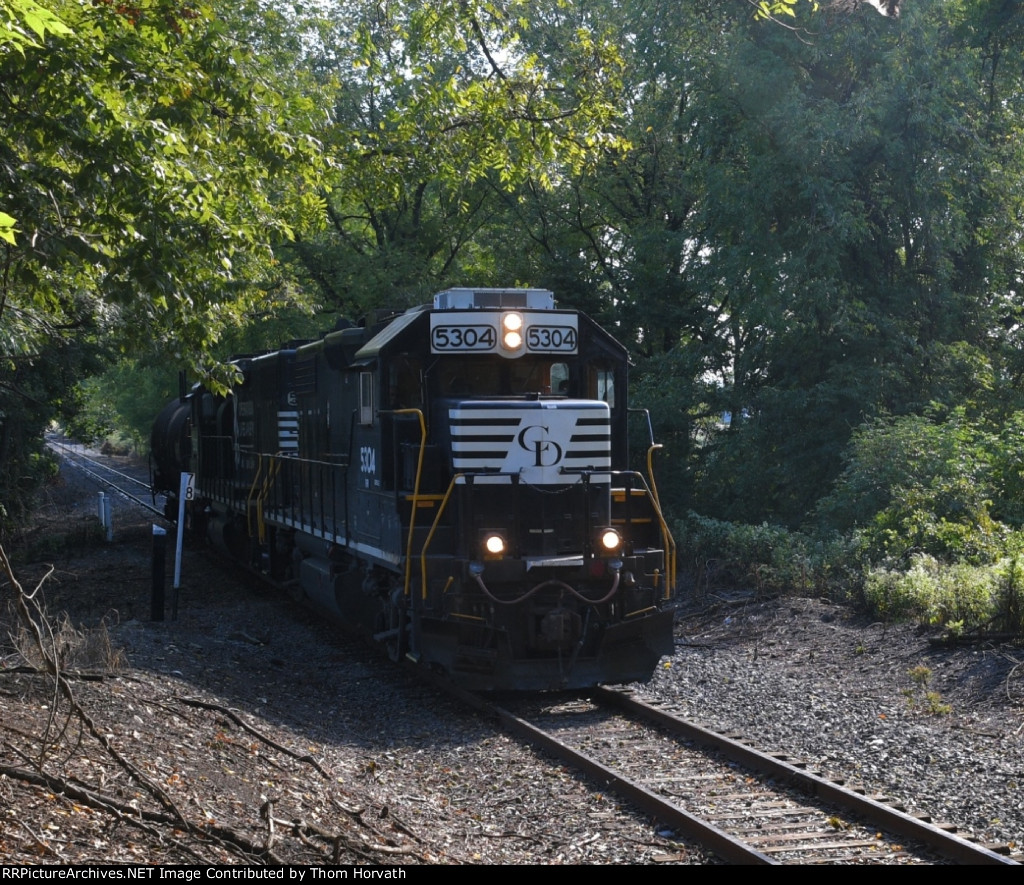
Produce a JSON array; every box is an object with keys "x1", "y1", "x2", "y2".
[
  {"x1": 353, "y1": 304, "x2": 429, "y2": 362},
  {"x1": 349, "y1": 289, "x2": 628, "y2": 365}
]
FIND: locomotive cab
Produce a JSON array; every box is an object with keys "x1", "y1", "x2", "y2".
[{"x1": 348, "y1": 288, "x2": 675, "y2": 688}]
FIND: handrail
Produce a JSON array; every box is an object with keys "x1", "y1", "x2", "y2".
[
  {"x1": 419, "y1": 468, "x2": 676, "y2": 601},
  {"x1": 644, "y1": 482, "x2": 677, "y2": 598},
  {"x1": 644, "y1": 443, "x2": 676, "y2": 596},
  {"x1": 392, "y1": 409, "x2": 427, "y2": 599},
  {"x1": 236, "y1": 445, "x2": 677, "y2": 600},
  {"x1": 646, "y1": 443, "x2": 664, "y2": 511},
  {"x1": 610, "y1": 468, "x2": 676, "y2": 595},
  {"x1": 256, "y1": 457, "x2": 282, "y2": 544},
  {"x1": 246, "y1": 454, "x2": 265, "y2": 538},
  {"x1": 419, "y1": 473, "x2": 466, "y2": 600}
]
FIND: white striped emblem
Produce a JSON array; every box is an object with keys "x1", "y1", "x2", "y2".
[{"x1": 449, "y1": 402, "x2": 610, "y2": 484}]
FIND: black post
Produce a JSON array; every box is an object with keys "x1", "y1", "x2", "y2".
[{"x1": 151, "y1": 525, "x2": 167, "y2": 621}]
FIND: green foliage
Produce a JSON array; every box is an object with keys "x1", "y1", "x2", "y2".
[
  {"x1": 0, "y1": 1, "x2": 326, "y2": 516},
  {"x1": 992, "y1": 556, "x2": 1024, "y2": 635},
  {"x1": 902, "y1": 665, "x2": 951, "y2": 715},
  {"x1": 864, "y1": 554, "x2": 1001, "y2": 628},
  {"x1": 814, "y1": 410, "x2": 1015, "y2": 563},
  {"x1": 548, "y1": 0, "x2": 1024, "y2": 527},
  {"x1": 754, "y1": 0, "x2": 820, "y2": 19},
  {"x1": 1, "y1": 0, "x2": 325, "y2": 375},
  {"x1": 861, "y1": 550, "x2": 1024, "y2": 637},
  {"x1": 0, "y1": 0, "x2": 71, "y2": 58},
  {"x1": 0, "y1": 342, "x2": 93, "y2": 535},
  {"x1": 66, "y1": 361, "x2": 174, "y2": 450},
  {"x1": 290, "y1": 0, "x2": 629, "y2": 315},
  {"x1": 676, "y1": 511, "x2": 860, "y2": 598}
]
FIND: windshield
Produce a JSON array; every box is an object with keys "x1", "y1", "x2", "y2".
[{"x1": 432, "y1": 356, "x2": 570, "y2": 397}]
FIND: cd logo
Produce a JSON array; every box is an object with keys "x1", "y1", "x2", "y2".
[{"x1": 517, "y1": 425, "x2": 563, "y2": 467}]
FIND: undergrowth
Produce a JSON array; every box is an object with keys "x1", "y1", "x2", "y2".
[
  {"x1": 677, "y1": 512, "x2": 1024, "y2": 637},
  {"x1": 4, "y1": 604, "x2": 125, "y2": 673}
]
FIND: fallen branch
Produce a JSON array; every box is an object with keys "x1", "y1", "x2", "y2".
[
  {"x1": 0, "y1": 761, "x2": 275, "y2": 863},
  {"x1": 0, "y1": 665, "x2": 111, "y2": 681},
  {"x1": 174, "y1": 695, "x2": 332, "y2": 778},
  {"x1": 1, "y1": 545, "x2": 193, "y2": 842},
  {"x1": 271, "y1": 813, "x2": 427, "y2": 864}
]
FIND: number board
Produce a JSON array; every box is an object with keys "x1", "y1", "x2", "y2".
[{"x1": 430, "y1": 312, "x2": 578, "y2": 355}]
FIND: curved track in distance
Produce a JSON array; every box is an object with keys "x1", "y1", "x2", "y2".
[{"x1": 46, "y1": 435, "x2": 165, "y2": 520}]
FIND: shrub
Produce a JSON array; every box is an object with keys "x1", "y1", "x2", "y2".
[
  {"x1": 676, "y1": 512, "x2": 861, "y2": 599},
  {"x1": 863, "y1": 552, "x2": 1022, "y2": 633},
  {"x1": 8, "y1": 607, "x2": 125, "y2": 673},
  {"x1": 992, "y1": 555, "x2": 1024, "y2": 635},
  {"x1": 814, "y1": 409, "x2": 1006, "y2": 564}
]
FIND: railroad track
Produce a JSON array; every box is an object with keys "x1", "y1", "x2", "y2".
[
  {"x1": 439, "y1": 679, "x2": 1020, "y2": 864},
  {"x1": 46, "y1": 435, "x2": 165, "y2": 520}
]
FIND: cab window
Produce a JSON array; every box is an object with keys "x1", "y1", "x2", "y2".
[
  {"x1": 359, "y1": 371, "x2": 375, "y2": 425},
  {"x1": 588, "y1": 363, "x2": 615, "y2": 407}
]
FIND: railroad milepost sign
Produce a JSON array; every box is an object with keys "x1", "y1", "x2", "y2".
[{"x1": 173, "y1": 472, "x2": 194, "y2": 602}]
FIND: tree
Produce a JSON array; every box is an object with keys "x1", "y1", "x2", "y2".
[
  {"x1": 1, "y1": 0, "x2": 326, "y2": 368},
  {"x1": 484, "y1": 0, "x2": 1024, "y2": 531},
  {"x1": 690, "y1": 0, "x2": 1024, "y2": 525},
  {"x1": 0, "y1": 0, "x2": 325, "y2": 523},
  {"x1": 284, "y1": 0, "x2": 629, "y2": 316}
]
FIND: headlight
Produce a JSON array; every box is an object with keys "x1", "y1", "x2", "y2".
[
  {"x1": 502, "y1": 312, "x2": 523, "y2": 332},
  {"x1": 501, "y1": 313, "x2": 524, "y2": 351},
  {"x1": 483, "y1": 534, "x2": 506, "y2": 556},
  {"x1": 503, "y1": 330, "x2": 523, "y2": 349},
  {"x1": 598, "y1": 528, "x2": 622, "y2": 552}
]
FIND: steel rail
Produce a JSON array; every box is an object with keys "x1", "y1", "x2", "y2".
[
  {"x1": 421, "y1": 664, "x2": 1020, "y2": 865},
  {"x1": 49, "y1": 438, "x2": 153, "y2": 491},
  {"x1": 593, "y1": 686, "x2": 1018, "y2": 866},
  {"x1": 424, "y1": 673, "x2": 776, "y2": 864},
  {"x1": 47, "y1": 440, "x2": 166, "y2": 519}
]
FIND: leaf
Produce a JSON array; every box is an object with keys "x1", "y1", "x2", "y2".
[{"x1": 0, "y1": 210, "x2": 17, "y2": 245}]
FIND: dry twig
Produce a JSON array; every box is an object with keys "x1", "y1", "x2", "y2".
[{"x1": 174, "y1": 695, "x2": 332, "y2": 778}]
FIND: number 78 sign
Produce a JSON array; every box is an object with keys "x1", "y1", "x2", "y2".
[{"x1": 174, "y1": 472, "x2": 195, "y2": 589}]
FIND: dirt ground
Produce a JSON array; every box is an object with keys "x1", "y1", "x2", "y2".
[
  {"x1": 3, "y1": 452, "x2": 1023, "y2": 865},
  {"x1": 0, "y1": 455, "x2": 708, "y2": 865}
]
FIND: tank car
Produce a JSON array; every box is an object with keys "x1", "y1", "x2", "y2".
[{"x1": 151, "y1": 288, "x2": 677, "y2": 690}]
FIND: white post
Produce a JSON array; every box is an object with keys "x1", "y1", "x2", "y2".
[{"x1": 102, "y1": 494, "x2": 113, "y2": 542}]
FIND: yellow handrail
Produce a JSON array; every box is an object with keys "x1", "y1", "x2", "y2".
[
  {"x1": 646, "y1": 443, "x2": 664, "y2": 511},
  {"x1": 419, "y1": 470, "x2": 676, "y2": 601},
  {"x1": 393, "y1": 409, "x2": 427, "y2": 599},
  {"x1": 246, "y1": 454, "x2": 265, "y2": 538},
  {"x1": 419, "y1": 473, "x2": 465, "y2": 600},
  {"x1": 256, "y1": 457, "x2": 282, "y2": 544},
  {"x1": 640, "y1": 479, "x2": 677, "y2": 598},
  {"x1": 644, "y1": 450, "x2": 676, "y2": 597},
  {"x1": 613, "y1": 469, "x2": 677, "y2": 598}
]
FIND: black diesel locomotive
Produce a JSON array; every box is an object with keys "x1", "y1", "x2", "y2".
[{"x1": 151, "y1": 288, "x2": 676, "y2": 689}]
